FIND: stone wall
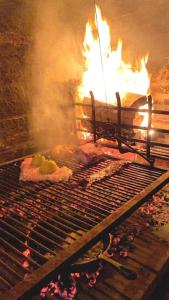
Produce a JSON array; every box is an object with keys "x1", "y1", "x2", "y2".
[{"x1": 0, "y1": 0, "x2": 35, "y2": 162}]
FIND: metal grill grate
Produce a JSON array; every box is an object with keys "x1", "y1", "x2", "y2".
[{"x1": 0, "y1": 157, "x2": 168, "y2": 300}]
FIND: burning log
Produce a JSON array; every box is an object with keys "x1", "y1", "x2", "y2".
[
  {"x1": 82, "y1": 93, "x2": 147, "y2": 124},
  {"x1": 80, "y1": 93, "x2": 147, "y2": 140}
]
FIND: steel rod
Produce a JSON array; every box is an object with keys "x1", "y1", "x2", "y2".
[
  {"x1": 147, "y1": 95, "x2": 153, "y2": 160},
  {"x1": 74, "y1": 101, "x2": 169, "y2": 115},
  {"x1": 0, "y1": 236, "x2": 40, "y2": 267},
  {"x1": 0, "y1": 247, "x2": 31, "y2": 273},
  {"x1": 116, "y1": 92, "x2": 122, "y2": 149},
  {"x1": 0, "y1": 276, "x2": 12, "y2": 289},
  {"x1": 0, "y1": 220, "x2": 58, "y2": 256},
  {"x1": 0, "y1": 258, "x2": 23, "y2": 280},
  {"x1": 90, "y1": 91, "x2": 97, "y2": 143}
]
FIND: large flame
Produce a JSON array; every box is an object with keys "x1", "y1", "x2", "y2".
[{"x1": 78, "y1": 5, "x2": 150, "y2": 105}]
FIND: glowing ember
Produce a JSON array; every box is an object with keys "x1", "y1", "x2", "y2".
[
  {"x1": 23, "y1": 248, "x2": 30, "y2": 257},
  {"x1": 78, "y1": 5, "x2": 150, "y2": 105},
  {"x1": 40, "y1": 274, "x2": 78, "y2": 299},
  {"x1": 84, "y1": 269, "x2": 102, "y2": 287},
  {"x1": 23, "y1": 260, "x2": 30, "y2": 269},
  {"x1": 138, "y1": 190, "x2": 169, "y2": 226},
  {"x1": 22, "y1": 241, "x2": 31, "y2": 269},
  {"x1": 40, "y1": 269, "x2": 103, "y2": 299}
]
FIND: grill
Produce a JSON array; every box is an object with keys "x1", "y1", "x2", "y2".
[{"x1": 0, "y1": 156, "x2": 169, "y2": 300}]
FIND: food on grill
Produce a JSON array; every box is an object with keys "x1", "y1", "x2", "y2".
[
  {"x1": 51, "y1": 144, "x2": 76, "y2": 159},
  {"x1": 79, "y1": 160, "x2": 130, "y2": 187},
  {"x1": 75, "y1": 143, "x2": 104, "y2": 165},
  {"x1": 20, "y1": 157, "x2": 72, "y2": 182},
  {"x1": 39, "y1": 159, "x2": 58, "y2": 174},
  {"x1": 51, "y1": 143, "x2": 104, "y2": 165},
  {"x1": 32, "y1": 154, "x2": 45, "y2": 167}
]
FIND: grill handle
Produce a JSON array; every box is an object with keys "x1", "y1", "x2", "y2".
[{"x1": 98, "y1": 253, "x2": 137, "y2": 280}]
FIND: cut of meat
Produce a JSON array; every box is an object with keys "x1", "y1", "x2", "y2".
[
  {"x1": 75, "y1": 143, "x2": 104, "y2": 165},
  {"x1": 20, "y1": 158, "x2": 72, "y2": 182},
  {"x1": 79, "y1": 160, "x2": 130, "y2": 187},
  {"x1": 50, "y1": 143, "x2": 105, "y2": 165}
]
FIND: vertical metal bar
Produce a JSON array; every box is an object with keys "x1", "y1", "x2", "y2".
[
  {"x1": 69, "y1": 90, "x2": 77, "y2": 140},
  {"x1": 147, "y1": 95, "x2": 152, "y2": 159},
  {"x1": 115, "y1": 92, "x2": 122, "y2": 149},
  {"x1": 90, "y1": 91, "x2": 97, "y2": 143}
]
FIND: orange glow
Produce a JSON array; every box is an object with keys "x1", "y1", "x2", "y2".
[
  {"x1": 78, "y1": 5, "x2": 150, "y2": 105},
  {"x1": 78, "y1": 131, "x2": 93, "y2": 141},
  {"x1": 23, "y1": 249, "x2": 30, "y2": 257},
  {"x1": 23, "y1": 248, "x2": 30, "y2": 269},
  {"x1": 23, "y1": 260, "x2": 30, "y2": 268},
  {"x1": 139, "y1": 103, "x2": 154, "y2": 136}
]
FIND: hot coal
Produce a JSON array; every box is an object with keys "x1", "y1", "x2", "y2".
[
  {"x1": 38, "y1": 227, "x2": 136, "y2": 299},
  {"x1": 138, "y1": 187, "x2": 169, "y2": 227}
]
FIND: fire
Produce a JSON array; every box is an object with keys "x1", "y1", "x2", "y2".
[
  {"x1": 139, "y1": 103, "x2": 154, "y2": 136},
  {"x1": 78, "y1": 5, "x2": 150, "y2": 105}
]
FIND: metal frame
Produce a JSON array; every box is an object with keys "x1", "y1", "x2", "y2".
[{"x1": 75, "y1": 92, "x2": 169, "y2": 161}]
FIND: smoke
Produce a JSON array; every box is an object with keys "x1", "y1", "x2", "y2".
[
  {"x1": 29, "y1": 0, "x2": 92, "y2": 149},
  {"x1": 29, "y1": 0, "x2": 169, "y2": 149}
]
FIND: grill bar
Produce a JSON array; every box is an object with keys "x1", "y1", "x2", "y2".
[
  {"x1": 0, "y1": 258, "x2": 23, "y2": 280},
  {"x1": 0, "y1": 178, "x2": 93, "y2": 229},
  {"x1": 0, "y1": 230, "x2": 45, "y2": 264},
  {"x1": 0, "y1": 276, "x2": 13, "y2": 290},
  {"x1": 0, "y1": 247, "x2": 31, "y2": 273},
  {"x1": 0, "y1": 212, "x2": 66, "y2": 248},
  {"x1": 0, "y1": 199, "x2": 83, "y2": 240},
  {"x1": 0, "y1": 157, "x2": 168, "y2": 300},
  {"x1": 0, "y1": 219, "x2": 59, "y2": 256},
  {"x1": 0, "y1": 195, "x2": 78, "y2": 241}
]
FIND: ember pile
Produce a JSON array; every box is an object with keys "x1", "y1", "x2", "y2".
[
  {"x1": 37, "y1": 184, "x2": 169, "y2": 300},
  {"x1": 137, "y1": 184, "x2": 169, "y2": 227},
  {"x1": 37, "y1": 226, "x2": 136, "y2": 299}
]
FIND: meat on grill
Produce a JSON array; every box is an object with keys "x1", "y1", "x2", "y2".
[
  {"x1": 20, "y1": 157, "x2": 72, "y2": 182},
  {"x1": 75, "y1": 143, "x2": 104, "y2": 165},
  {"x1": 79, "y1": 160, "x2": 130, "y2": 187},
  {"x1": 51, "y1": 143, "x2": 104, "y2": 165}
]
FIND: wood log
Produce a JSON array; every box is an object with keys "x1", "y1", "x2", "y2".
[{"x1": 83, "y1": 93, "x2": 147, "y2": 125}]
